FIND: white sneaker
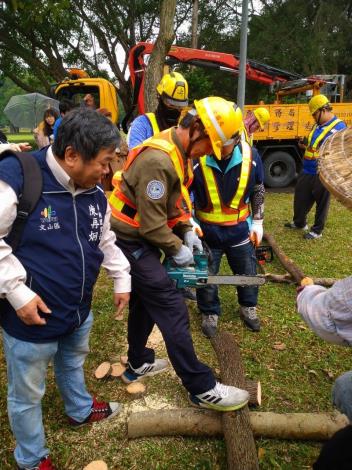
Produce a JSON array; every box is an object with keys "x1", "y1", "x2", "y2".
[
  {"x1": 190, "y1": 381, "x2": 249, "y2": 411},
  {"x1": 304, "y1": 231, "x2": 322, "y2": 240},
  {"x1": 121, "y1": 358, "x2": 169, "y2": 383}
]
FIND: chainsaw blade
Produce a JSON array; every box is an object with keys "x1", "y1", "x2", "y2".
[{"x1": 206, "y1": 275, "x2": 266, "y2": 286}]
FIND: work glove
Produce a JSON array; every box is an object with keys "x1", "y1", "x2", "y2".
[
  {"x1": 250, "y1": 219, "x2": 263, "y2": 247},
  {"x1": 184, "y1": 230, "x2": 203, "y2": 253},
  {"x1": 172, "y1": 244, "x2": 194, "y2": 267},
  {"x1": 190, "y1": 217, "x2": 204, "y2": 237}
]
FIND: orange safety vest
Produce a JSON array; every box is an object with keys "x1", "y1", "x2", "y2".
[
  {"x1": 304, "y1": 117, "x2": 342, "y2": 160},
  {"x1": 195, "y1": 141, "x2": 252, "y2": 226},
  {"x1": 109, "y1": 128, "x2": 193, "y2": 229}
]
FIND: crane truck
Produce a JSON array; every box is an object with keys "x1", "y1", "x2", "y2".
[{"x1": 52, "y1": 43, "x2": 352, "y2": 188}]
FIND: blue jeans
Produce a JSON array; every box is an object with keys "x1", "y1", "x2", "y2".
[
  {"x1": 333, "y1": 371, "x2": 352, "y2": 422},
  {"x1": 2, "y1": 312, "x2": 94, "y2": 468},
  {"x1": 196, "y1": 241, "x2": 258, "y2": 316}
]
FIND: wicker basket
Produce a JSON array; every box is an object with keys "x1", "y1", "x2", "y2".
[{"x1": 319, "y1": 127, "x2": 352, "y2": 210}]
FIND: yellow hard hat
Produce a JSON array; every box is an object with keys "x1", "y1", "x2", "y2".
[
  {"x1": 253, "y1": 107, "x2": 270, "y2": 129},
  {"x1": 194, "y1": 97, "x2": 243, "y2": 160},
  {"x1": 308, "y1": 94, "x2": 330, "y2": 115},
  {"x1": 156, "y1": 71, "x2": 188, "y2": 108}
]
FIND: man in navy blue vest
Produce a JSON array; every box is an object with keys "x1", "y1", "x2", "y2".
[{"x1": 0, "y1": 109, "x2": 131, "y2": 470}]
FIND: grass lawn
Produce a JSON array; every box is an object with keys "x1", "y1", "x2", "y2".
[
  {"x1": 1, "y1": 192, "x2": 351, "y2": 469},
  {"x1": 5, "y1": 132, "x2": 36, "y2": 149}
]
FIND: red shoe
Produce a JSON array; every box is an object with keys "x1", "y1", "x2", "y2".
[
  {"x1": 17, "y1": 456, "x2": 56, "y2": 470},
  {"x1": 68, "y1": 397, "x2": 121, "y2": 427}
]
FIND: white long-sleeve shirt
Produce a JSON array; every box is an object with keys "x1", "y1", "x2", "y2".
[
  {"x1": 297, "y1": 277, "x2": 352, "y2": 346},
  {"x1": 0, "y1": 147, "x2": 131, "y2": 311}
]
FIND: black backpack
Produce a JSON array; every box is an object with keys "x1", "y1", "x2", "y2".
[{"x1": 0, "y1": 151, "x2": 43, "y2": 251}]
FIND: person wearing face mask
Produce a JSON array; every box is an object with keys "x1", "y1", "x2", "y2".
[
  {"x1": 127, "y1": 71, "x2": 200, "y2": 301},
  {"x1": 191, "y1": 103, "x2": 265, "y2": 337},
  {"x1": 127, "y1": 71, "x2": 189, "y2": 150},
  {"x1": 284, "y1": 94, "x2": 346, "y2": 240}
]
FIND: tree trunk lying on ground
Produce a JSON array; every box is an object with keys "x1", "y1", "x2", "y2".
[
  {"x1": 128, "y1": 409, "x2": 349, "y2": 441},
  {"x1": 265, "y1": 273, "x2": 336, "y2": 287},
  {"x1": 263, "y1": 232, "x2": 306, "y2": 284},
  {"x1": 211, "y1": 331, "x2": 259, "y2": 469}
]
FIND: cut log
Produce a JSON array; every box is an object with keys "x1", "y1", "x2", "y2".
[
  {"x1": 211, "y1": 331, "x2": 259, "y2": 469},
  {"x1": 110, "y1": 363, "x2": 126, "y2": 377},
  {"x1": 94, "y1": 362, "x2": 112, "y2": 379},
  {"x1": 265, "y1": 273, "x2": 294, "y2": 284},
  {"x1": 245, "y1": 379, "x2": 261, "y2": 407},
  {"x1": 265, "y1": 273, "x2": 337, "y2": 287},
  {"x1": 83, "y1": 461, "x2": 108, "y2": 470},
  {"x1": 300, "y1": 277, "x2": 314, "y2": 286},
  {"x1": 126, "y1": 382, "x2": 146, "y2": 395},
  {"x1": 264, "y1": 232, "x2": 306, "y2": 283},
  {"x1": 128, "y1": 408, "x2": 349, "y2": 441}
]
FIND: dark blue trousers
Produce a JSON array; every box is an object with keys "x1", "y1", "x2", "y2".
[
  {"x1": 115, "y1": 238, "x2": 215, "y2": 395},
  {"x1": 197, "y1": 241, "x2": 258, "y2": 316}
]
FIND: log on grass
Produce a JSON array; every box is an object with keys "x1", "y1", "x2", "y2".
[
  {"x1": 263, "y1": 232, "x2": 305, "y2": 283},
  {"x1": 83, "y1": 461, "x2": 108, "y2": 470},
  {"x1": 265, "y1": 273, "x2": 337, "y2": 287},
  {"x1": 211, "y1": 331, "x2": 259, "y2": 470},
  {"x1": 244, "y1": 379, "x2": 261, "y2": 407},
  {"x1": 128, "y1": 408, "x2": 349, "y2": 441}
]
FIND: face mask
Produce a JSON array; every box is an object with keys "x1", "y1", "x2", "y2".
[{"x1": 157, "y1": 100, "x2": 181, "y2": 126}]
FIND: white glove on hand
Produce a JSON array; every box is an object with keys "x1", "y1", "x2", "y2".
[
  {"x1": 250, "y1": 219, "x2": 263, "y2": 247},
  {"x1": 184, "y1": 230, "x2": 203, "y2": 253},
  {"x1": 173, "y1": 244, "x2": 194, "y2": 267},
  {"x1": 190, "y1": 217, "x2": 203, "y2": 237}
]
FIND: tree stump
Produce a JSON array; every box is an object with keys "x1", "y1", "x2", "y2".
[{"x1": 211, "y1": 331, "x2": 259, "y2": 470}]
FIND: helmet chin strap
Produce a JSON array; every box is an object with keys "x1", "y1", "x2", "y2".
[{"x1": 185, "y1": 119, "x2": 208, "y2": 158}]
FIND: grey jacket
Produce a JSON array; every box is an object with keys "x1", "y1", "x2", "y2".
[{"x1": 297, "y1": 277, "x2": 352, "y2": 346}]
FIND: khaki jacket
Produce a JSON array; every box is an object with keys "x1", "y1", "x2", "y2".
[{"x1": 110, "y1": 130, "x2": 192, "y2": 256}]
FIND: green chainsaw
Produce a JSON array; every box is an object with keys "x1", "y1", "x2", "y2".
[{"x1": 165, "y1": 245, "x2": 272, "y2": 289}]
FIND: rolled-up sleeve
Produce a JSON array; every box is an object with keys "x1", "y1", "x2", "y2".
[{"x1": 99, "y1": 204, "x2": 131, "y2": 293}]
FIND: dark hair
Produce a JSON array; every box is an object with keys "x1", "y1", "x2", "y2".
[
  {"x1": 59, "y1": 98, "x2": 76, "y2": 115},
  {"x1": 179, "y1": 107, "x2": 197, "y2": 129},
  {"x1": 52, "y1": 108, "x2": 120, "y2": 161},
  {"x1": 43, "y1": 108, "x2": 59, "y2": 136}
]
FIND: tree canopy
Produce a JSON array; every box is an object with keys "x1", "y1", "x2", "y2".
[{"x1": 1, "y1": 0, "x2": 352, "y2": 113}]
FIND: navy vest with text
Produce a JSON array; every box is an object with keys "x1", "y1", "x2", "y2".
[{"x1": 0, "y1": 148, "x2": 107, "y2": 342}]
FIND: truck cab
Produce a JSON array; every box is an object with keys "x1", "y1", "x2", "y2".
[{"x1": 53, "y1": 69, "x2": 119, "y2": 124}]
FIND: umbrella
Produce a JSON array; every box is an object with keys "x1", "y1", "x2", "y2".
[{"x1": 4, "y1": 93, "x2": 59, "y2": 129}]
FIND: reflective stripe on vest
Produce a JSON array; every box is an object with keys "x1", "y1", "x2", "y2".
[
  {"x1": 109, "y1": 129, "x2": 193, "y2": 229},
  {"x1": 146, "y1": 113, "x2": 160, "y2": 135},
  {"x1": 241, "y1": 127, "x2": 253, "y2": 146},
  {"x1": 196, "y1": 141, "x2": 252, "y2": 225},
  {"x1": 304, "y1": 118, "x2": 342, "y2": 160}
]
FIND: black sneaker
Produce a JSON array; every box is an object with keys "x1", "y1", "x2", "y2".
[
  {"x1": 284, "y1": 222, "x2": 308, "y2": 230},
  {"x1": 181, "y1": 287, "x2": 197, "y2": 301},
  {"x1": 239, "y1": 306, "x2": 261, "y2": 332},
  {"x1": 121, "y1": 359, "x2": 169, "y2": 384},
  {"x1": 304, "y1": 231, "x2": 322, "y2": 240}
]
